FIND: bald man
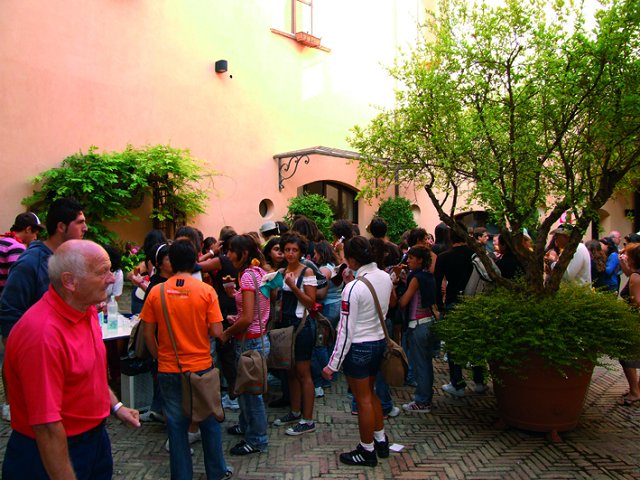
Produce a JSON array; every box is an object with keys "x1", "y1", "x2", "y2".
[
  {"x1": 2, "y1": 240, "x2": 140, "y2": 480},
  {"x1": 609, "y1": 230, "x2": 622, "y2": 247}
]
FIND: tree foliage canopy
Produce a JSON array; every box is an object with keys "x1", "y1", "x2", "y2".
[
  {"x1": 23, "y1": 144, "x2": 214, "y2": 244},
  {"x1": 350, "y1": 0, "x2": 640, "y2": 294}
]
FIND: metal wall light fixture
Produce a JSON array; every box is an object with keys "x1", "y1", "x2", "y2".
[{"x1": 214, "y1": 60, "x2": 228, "y2": 73}]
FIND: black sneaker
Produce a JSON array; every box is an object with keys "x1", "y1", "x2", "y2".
[
  {"x1": 285, "y1": 421, "x2": 316, "y2": 436},
  {"x1": 273, "y1": 411, "x2": 301, "y2": 426},
  {"x1": 230, "y1": 440, "x2": 261, "y2": 456},
  {"x1": 226, "y1": 424, "x2": 244, "y2": 435},
  {"x1": 339, "y1": 444, "x2": 378, "y2": 467},
  {"x1": 374, "y1": 435, "x2": 389, "y2": 459}
]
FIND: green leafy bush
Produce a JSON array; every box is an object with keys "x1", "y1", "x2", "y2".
[
  {"x1": 119, "y1": 243, "x2": 145, "y2": 275},
  {"x1": 435, "y1": 284, "x2": 640, "y2": 375},
  {"x1": 376, "y1": 196, "x2": 417, "y2": 244},
  {"x1": 23, "y1": 144, "x2": 213, "y2": 244},
  {"x1": 286, "y1": 193, "x2": 335, "y2": 240}
]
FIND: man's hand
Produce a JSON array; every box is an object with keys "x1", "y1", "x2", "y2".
[{"x1": 115, "y1": 406, "x2": 141, "y2": 428}]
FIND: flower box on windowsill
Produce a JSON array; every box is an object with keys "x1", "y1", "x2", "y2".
[{"x1": 295, "y1": 31, "x2": 321, "y2": 48}]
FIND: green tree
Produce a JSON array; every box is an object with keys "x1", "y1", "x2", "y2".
[
  {"x1": 23, "y1": 144, "x2": 214, "y2": 244},
  {"x1": 286, "y1": 193, "x2": 335, "y2": 240},
  {"x1": 376, "y1": 196, "x2": 417, "y2": 244},
  {"x1": 351, "y1": 0, "x2": 640, "y2": 295}
]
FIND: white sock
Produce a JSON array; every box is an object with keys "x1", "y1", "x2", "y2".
[
  {"x1": 360, "y1": 441, "x2": 375, "y2": 452},
  {"x1": 291, "y1": 411, "x2": 301, "y2": 416},
  {"x1": 301, "y1": 418, "x2": 314, "y2": 424},
  {"x1": 374, "y1": 429, "x2": 386, "y2": 442}
]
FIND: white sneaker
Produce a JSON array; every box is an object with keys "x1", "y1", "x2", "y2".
[
  {"x1": 385, "y1": 406, "x2": 401, "y2": 418},
  {"x1": 474, "y1": 383, "x2": 489, "y2": 394},
  {"x1": 188, "y1": 430, "x2": 201, "y2": 444},
  {"x1": 442, "y1": 383, "x2": 465, "y2": 397},
  {"x1": 314, "y1": 386, "x2": 325, "y2": 398},
  {"x1": 139, "y1": 410, "x2": 165, "y2": 423},
  {"x1": 2, "y1": 403, "x2": 10, "y2": 422},
  {"x1": 164, "y1": 438, "x2": 194, "y2": 455},
  {"x1": 222, "y1": 394, "x2": 240, "y2": 410}
]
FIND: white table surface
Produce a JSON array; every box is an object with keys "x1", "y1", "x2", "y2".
[{"x1": 101, "y1": 314, "x2": 133, "y2": 340}]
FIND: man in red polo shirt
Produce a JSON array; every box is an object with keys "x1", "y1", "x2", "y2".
[{"x1": 2, "y1": 240, "x2": 140, "y2": 480}]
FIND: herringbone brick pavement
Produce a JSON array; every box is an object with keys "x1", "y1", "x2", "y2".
[{"x1": 1, "y1": 358, "x2": 638, "y2": 479}]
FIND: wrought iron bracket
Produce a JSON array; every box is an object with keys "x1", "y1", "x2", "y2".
[{"x1": 277, "y1": 154, "x2": 311, "y2": 191}]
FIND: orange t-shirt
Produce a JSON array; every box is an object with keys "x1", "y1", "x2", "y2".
[{"x1": 140, "y1": 275, "x2": 223, "y2": 373}]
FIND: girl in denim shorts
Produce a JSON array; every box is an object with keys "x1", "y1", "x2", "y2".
[{"x1": 322, "y1": 236, "x2": 394, "y2": 468}]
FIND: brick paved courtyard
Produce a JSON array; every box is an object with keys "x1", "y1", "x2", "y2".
[{"x1": 1, "y1": 357, "x2": 638, "y2": 479}]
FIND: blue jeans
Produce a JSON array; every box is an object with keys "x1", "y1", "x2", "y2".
[
  {"x1": 407, "y1": 320, "x2": 435, "y2": 405},
  {"x1": 3, "y1": 425, "x2": 112, "y2": 480},
  {"x1": 311, "y1": 345, "x2": 331, "y2": 388},
  {"x1": 401, "y1": 330, "x2": 416, "y2": 384},
  {"x1": 311, "y1": 301, "x2": 341, "y2": 387},
  {"x1": 158, "y1": 370, "x2": 229, "y2": 480},
  {"x1": 235, "y1": 336, "x2": 270, "y2": 451}
]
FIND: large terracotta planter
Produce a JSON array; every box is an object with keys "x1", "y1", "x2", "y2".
[{"x1": 491, "y1": 353, "x2": 594, "y2": 439}]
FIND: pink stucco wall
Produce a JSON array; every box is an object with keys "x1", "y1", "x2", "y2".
[
  {"x1": 0, "y1": 0, "x2": 633, "y2": 244},
  {"x1": 1, "y1": 0, "x2": 442, "y2": 243}
]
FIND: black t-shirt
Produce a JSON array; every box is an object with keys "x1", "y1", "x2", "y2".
[
  {"x1": 496, "y1": 251, "x2": 524, "y2": 280},
  {"x1": 143, "y1": 273, "x2": 168, "y2": 304},
  {"x1": 211, "y1": 254, "x2": 238, "y2": 318},
  {"x1": 434, "y1": 245, "x2": 473, "y2": 307}
]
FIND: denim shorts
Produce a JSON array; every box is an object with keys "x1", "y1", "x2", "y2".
[
  {"x1": 293, "y1": 318, "x2": 315, "y2": 362},
  {"x1": 342, "y1": 339, "x2": 386, "y2": 379}
]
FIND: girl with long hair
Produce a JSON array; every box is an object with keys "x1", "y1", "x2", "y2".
[
  {"x1": 221, "y1": 234, "x2": 271, "y2": 455},
  {"x1": 272, "y1": 233, "x2": 318, "y2": 436}
]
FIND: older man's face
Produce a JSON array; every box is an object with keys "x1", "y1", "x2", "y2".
[
  {"x1": 77, "y1": 249, "x2": 115, "y2": 306},
  {"x1": 610, "y1": 231, "x2": 622, "y2": 246}
]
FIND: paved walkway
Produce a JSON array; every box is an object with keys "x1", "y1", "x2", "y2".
[{"x1": 1, "y1": 357, "x2": 638, "y2": 479}]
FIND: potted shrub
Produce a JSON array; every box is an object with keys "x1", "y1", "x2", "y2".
[
  {"x1": 435, "y1": 284, "x2": 640, "y2": 439},
  {"x1": 350, "y1": 0, "x2": 640, "y2": 438}
]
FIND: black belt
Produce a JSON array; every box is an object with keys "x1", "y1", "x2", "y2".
[{"x1": 67, "y1": 418, "x2": 107, "y2": 447}]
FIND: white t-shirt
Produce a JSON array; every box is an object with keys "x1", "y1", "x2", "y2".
[{"x1": 562, "y1": 242, "x2": 592, "y2": 285}]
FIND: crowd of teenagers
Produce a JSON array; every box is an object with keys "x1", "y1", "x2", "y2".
[
  {"x1": 117, "y1": 214, "x2": 640, "y2": 475},
  {"x1": 2, "y1": 201, "x2": 639, "y2": 478}
]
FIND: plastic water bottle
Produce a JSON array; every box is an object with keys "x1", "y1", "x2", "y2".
[{"x1": 107, "y1": 295, "x2": 118, "y2": 330}]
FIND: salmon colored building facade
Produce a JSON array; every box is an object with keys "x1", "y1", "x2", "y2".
[{"x1": 0, "y1": 0, "x2": 635, "y2": 243}]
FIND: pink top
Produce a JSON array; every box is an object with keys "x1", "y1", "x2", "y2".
[
  {"x1": 232, "y1": 266, "x2": 270, "y2": 337},
  {"x1": 5, "y1": 286, "x2": 109, "y2": 437}
]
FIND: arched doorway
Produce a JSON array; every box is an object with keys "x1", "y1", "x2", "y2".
[{"x1": 303, "y1": 181, "x2": 358, "y2": 223}]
